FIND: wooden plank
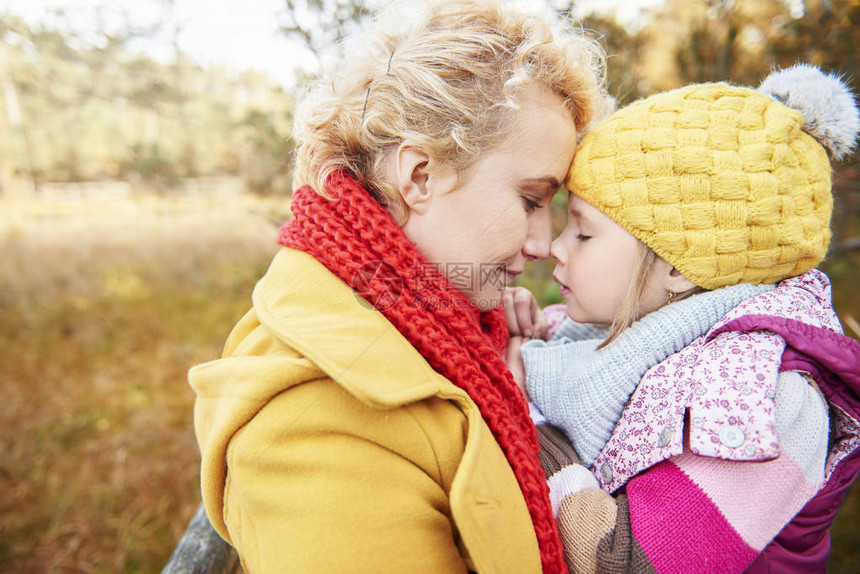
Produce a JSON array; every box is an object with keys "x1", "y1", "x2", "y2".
[{"x1": 162, "y1": 503, "x2": 239, "y2": 574}]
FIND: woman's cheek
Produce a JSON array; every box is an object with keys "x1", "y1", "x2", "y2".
[{"x1": 510, "y1": 217, "x2": 531, "y2": 254}]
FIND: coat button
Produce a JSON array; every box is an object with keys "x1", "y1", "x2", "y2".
[
  {"x1": 719, "y1": 425, "x2": 745, "y2": 448},
  {"x1": 657, "y1": 425, "x2": 673, "y2": 447},
  {"x1": 600, "y1": 463, "x2": 613, "y2": 484}
]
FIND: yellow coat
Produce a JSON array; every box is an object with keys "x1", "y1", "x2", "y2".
[{"x1": 191, "y1": 248, "x2": 541, "y2": 573}]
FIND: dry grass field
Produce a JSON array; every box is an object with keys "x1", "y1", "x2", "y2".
[
  {"x1": 0, "y1": 191, "x2": 286, "y2": 572},
  {"x1": 0, "y1": 190, "x2": 857, "y2": 572}
]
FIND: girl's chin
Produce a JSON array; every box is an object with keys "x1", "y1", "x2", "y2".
[
  {"x1": 566, "y1": 307, "x2": 613, "y2": 326},
  {"x1": 564, "y1": 303, "x2": 595, "y2": 325}
]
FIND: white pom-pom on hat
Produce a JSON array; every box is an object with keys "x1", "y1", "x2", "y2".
[{"x1": 758, "y1": 63, "x2": 860, "y2": 161}]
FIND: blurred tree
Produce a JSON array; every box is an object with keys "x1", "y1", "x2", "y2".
[
  {"x1": 0, "y1": 3, "x2": 296, "y2": 194},
  {"x1": 280, "y1": 0, "x2": 377, "y2": 61},
  {"x1": 549, "y1": 2, "x2": 644, "y2": 105},
  {"x1": 581, "y1": 13, "x2": 645, "y2": 106},
  {"x1": 0, "y1": 17, "x2": 34, "y2": 190},
  {"x1": 641, "y1": 0, "x2": 858, "y2": 98},
  {"x1": 238, "y1": 107, "x2": 294, "y2": 195},
  {"x1": 636, "y1": 0, "x2": 789, "y2": 90},
  {"x1": 771, "y1": 0, "x2": 859, "y2": 72}
]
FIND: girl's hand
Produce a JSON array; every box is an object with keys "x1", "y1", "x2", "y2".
[
  {"x1": 505, "y1": 335, "x2": 529, "y2": 399},
  {"x1": 503, "y1": 287, "x2": 548, "y2": 339}
]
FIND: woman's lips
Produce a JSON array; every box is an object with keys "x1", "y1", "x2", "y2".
[{"x1": 505, "y1": 269, "x2": 522, "y2": 285}]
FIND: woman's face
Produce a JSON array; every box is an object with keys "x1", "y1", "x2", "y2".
[{"x1": 399, "y1": 85, "x2": 577, "y2": 309}]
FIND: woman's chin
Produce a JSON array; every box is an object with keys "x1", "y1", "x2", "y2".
[{"x1": 467, "y1": 289, "x2": 504, "y2": 312}]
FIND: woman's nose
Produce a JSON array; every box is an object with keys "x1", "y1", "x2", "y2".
[{"x1": 523, "y1": 211, "x2": 552, "y2": 261}]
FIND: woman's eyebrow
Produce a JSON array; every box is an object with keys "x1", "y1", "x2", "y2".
[{"x1": 518, "y1": 177, "x2": 561, "y2": 191}]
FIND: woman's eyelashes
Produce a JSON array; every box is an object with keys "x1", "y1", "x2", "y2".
[
  {"x1": 576, "y1": 233, "x2": 592, "y2": 241},
  {"x1": 520, "y1": 195, "x2": 544, "y2": 211}
]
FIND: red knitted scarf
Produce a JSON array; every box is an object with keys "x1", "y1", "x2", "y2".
[{"x1": 278, "y1": 173, "x2": 565, "y2": 572}]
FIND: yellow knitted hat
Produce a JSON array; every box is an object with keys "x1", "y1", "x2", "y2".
[{"x1": 568, "y1": 64, "x2": 859, "y2": 290}]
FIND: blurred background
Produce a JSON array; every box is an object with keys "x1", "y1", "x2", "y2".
[{"x1": 0, "y1": 0, "x2": 857, "y2": 571}]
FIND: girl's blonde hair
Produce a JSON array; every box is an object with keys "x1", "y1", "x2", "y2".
[
  {"x1": 598, "y1": 243, "x2": 703, "y2": 349},
  {"x1": 292, "y1": 0, "x2": 608, "y2": 221}
]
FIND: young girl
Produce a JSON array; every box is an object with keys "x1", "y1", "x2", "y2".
[{"x1": 508, "y1": 65, "x2": 860, "y2": 573}]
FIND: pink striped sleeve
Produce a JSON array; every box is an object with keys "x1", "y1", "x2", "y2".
[
  {"x1": 627, "y1": 460, "x2": 759, "y2": 573},
  {"x1": 671, "y1": 451, "x2": 819, "y2": 550}
]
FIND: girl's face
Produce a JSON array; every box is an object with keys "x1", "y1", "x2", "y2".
[
  {"x1": 551, "y1": 193, "x2": 667, "y2": 324},
  {"x1": 400, "y1": 85, "x2": 577, "y2": 309}
]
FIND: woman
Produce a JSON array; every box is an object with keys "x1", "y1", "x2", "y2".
[{"x1": 190, "y1": 0, "x2": 608, "y2": 572}]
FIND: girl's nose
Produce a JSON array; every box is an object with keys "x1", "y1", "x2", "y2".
[{"x1": 549, "y1": 234, "x2": 564, "y2": 264}]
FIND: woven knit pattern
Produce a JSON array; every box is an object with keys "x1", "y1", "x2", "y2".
[
  {"x1": 278, "y1": 172, "x2": 566, "y2": 573},
  {"x1": 569, "y1": 82, "x2": 833, "y2": 290}
]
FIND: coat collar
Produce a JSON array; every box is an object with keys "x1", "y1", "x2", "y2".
[{"x1": 252, "y1": 247, "x2": 455, "y2": 408}]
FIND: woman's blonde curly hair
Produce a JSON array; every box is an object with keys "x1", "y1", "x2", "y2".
[{"x1": 292, "y1": 0, "x2": 609, "y2": 221}]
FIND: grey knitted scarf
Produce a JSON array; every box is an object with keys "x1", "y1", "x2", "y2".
[{"x1": 522, "y1": 283, "x2": 775, "y2": 467}]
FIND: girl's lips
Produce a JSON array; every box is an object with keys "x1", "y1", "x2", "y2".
[{"x1": 553, "y1": 275, "x2": 570, "y2": 297}]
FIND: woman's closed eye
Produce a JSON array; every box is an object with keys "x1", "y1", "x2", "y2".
[
  {"x1": 520, "y1": 196, "x2": 544, "y2": 212},
  {"x1": 576, "y1": 233, "x2": 592, "y2": 241}
]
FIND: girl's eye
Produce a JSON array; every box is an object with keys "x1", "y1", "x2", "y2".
[
  {"x1": 576, "y1": 233, "x2": 592, "y2": 241},
  {"x1": 521, "y1": 196, "x2": 543, "y2": 211}
]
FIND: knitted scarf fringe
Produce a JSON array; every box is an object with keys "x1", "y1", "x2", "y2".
[{"x1": 278, "y1": 172, "x2": 565, "y2": 573}]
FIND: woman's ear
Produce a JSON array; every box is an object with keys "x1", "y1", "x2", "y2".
[
  {"x1": 392, "y1": 144, "x2": 458, "y2": 217},
  {"x1": 394, "y1": 145, "x2": 432, "y2": 215}
]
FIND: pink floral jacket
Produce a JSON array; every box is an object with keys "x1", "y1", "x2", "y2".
[{"x1": 540, "y1": 270, "x2": 860, "y2": 573}]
